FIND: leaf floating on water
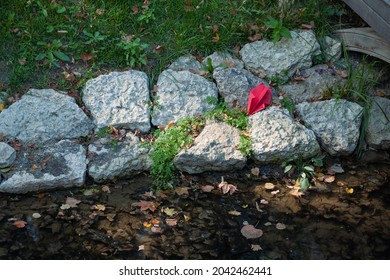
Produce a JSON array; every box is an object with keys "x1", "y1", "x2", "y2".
[
  {"x1": 251, "y1": 167, "x2": 260, "y2": 176},
  {"x1": 60, "y1": 204, "x2": 70, "y2": 210},
  {"x1": 289, "y1": 189, "x2": 304, "y2": 198},
  {"x1": 241, "y1": 225, "x2": 263, "y2": 239},
  {"x1": 136, "y1": 200, "x2": 158, "y2": 212},
  {"x1": 163, "y1": 207, "x2": 177, "y2": 217},
  {"x1": 345, "y1": 187, "x2": 354, "y2": 194},
  {"x1": 175, "y1": 187, "x2": 189, "y2": 196},
  {"x1": 324, "y1": 175, "x2": 335, "y2": 183},
  {"x1": 228, "y1": 210, "x2": 241, "y2": 216},
  {"x1": 66, "y1": 197, "x2": 81, "y2": 208},
  {"x1": 276, "y1": 222, "x2": 287, "y2": 230},
  {"x1": 251, "y1": 244, "x2": 263, "y2": 251},
  {"x1": 264, "y1": 182, "x2": 275, "y2": 190},
  {"x1": 166, "y1": 218, "x2": 177, "y2": 226},
  {"x1": 92, "y1": 204, "x2": 106, "y2": 211},
  {"x1": 201, "y1": 185, "x2": 214, "y2": 192},
  {"x1": 32, "y1": 213, "x2": 41, "y2": 219},
  {"x1": 13, "y1": 220, "x2": 27, "y2": 228},
  {"x1": 218, "y1": 181, "x2": 238, "y2": 195}
]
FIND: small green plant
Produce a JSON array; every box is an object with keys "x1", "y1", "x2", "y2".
[
  {"x1": 282, "y1": 155, "x2": 325, "y2": 190},
  {"x1": 280, "y1": 94, "x2": 295, "y2": 114},
  {"x1": 264, "y1": 16, "x2": 292, "y2": 43},
  {"x1": 150, "y1": 117, "x2": 203, "y2": 188},
  {"x1": 35, "y1": 39, "x2": 70, "y2": 67},
  {"x1": 238, "y1": 132, "x2": 252, "y2": 157},
  {"x1": 204, "y1": 102, "x2": 248, "y2": 131},
  {"x1": 117, "y1": 37, "x2": 148, "y2": 67},
  {"x1": 83, "y1": 30, "x2": 106, "y2": 46},
  {"x1": 137, "y1": 7, "x2": 155, "y2": 25}
]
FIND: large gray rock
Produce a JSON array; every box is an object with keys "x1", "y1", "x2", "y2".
[
  {"x1": 0, "y1": 140, "x2": 87, "y2": 193},
  {"x1": 151, "y1": 69, "x2": 218, "y2": 126},
  {"x1": 202, "y1": 51, "x2": 244, "y2": 70},
  {"x1": 168, "y1": 55, "x2": 202, "y2": 72},
  {"x1": 279, "y1": 64, "x2": 344, "y2": 103},
  {"x1": 240, "y1": 30, "x2": 320, "y2": 80},
  {"x1": 249, "y1": 106, "x2": 320, "y2": 162},
  {"x1": 296, "y1": 99, "x2": 363, "y2": 155},
  {"x1": 213, "y1": 68, "x2": 266, "y2": 109},
  {"x1": 0, "y1": 142, "x2": 16, "y2": 168},
  {"x1": 88, "y1": 133, "x2": 151, "y2": 182},
  {"x1": 82, "y1": 71, "x2": 151, "y2": 132},
  {"x1": 174, "y1": 121, "x2": 246, "y2": 173},
  {"x1": 366, "y1": 96, "x2": 390, "y2": 149},
  {"x1": 0, "y1": 89, "x2": 93, "y2": 143},
  {"x1": 324, "y1": 36, "x2": 342, "y2": 63}
]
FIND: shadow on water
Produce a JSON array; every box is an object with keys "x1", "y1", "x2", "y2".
[{"x1": 1, "y1": 161, "x2": 390, "y2": 260}]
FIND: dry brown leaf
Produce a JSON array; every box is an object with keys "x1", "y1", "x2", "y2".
[
  {"x1": 166, "y1": 218, "x2": 178, "y2": 227},
  {"x1": 93, "y1": 204, "x2": 106, "y2": 211},
  {"x1": 289, "y1": 189, "x2": 304, "y2": 198},
  {"x1": 218, "y1": 181, "x2": 238, "y2": 195},
  {"x1": 251, "y1": 244, "x2": 263, "y2": 251},
  {"x1": 66, "y1": 197, "x2": 81, "y2": 208},
  {"x1": 228, "y1": 210, "x2": 241, "y2": 216},
  {"x1": 151, "y1": 225, "x2": 161, "y2": 233},
  {"x1": 201, "y1": 185, "x2": 214, "y2": 192},
  {"x1": 241, "y1": 225, "x2": 263, "y2": 239},
  {"x1": 251, "y1": 167, "x2": 260, "y2": 176},
  {"x1": 175, "y1": 187, "x2": 189, "y2": 196},
  {"x1": 14, "y1": 220, "x2": 27, "y2": 228},
  {"x1": 106, "y1": 213, "x2": 116, "y2": 222},
  {"x1": 248, "y1": 33, "x2": 262, "y2": 42},
  {"x1": 264, "y1": 182, "x2": 275, "y2": 190},
  {"x1": 260, "y1": 199, "x2": 268, "y2": 205},
  {"x1": 324, "y1": 175, "x2": 335, "y2": 183},
  {"x1": 101, "y1": 185, "x2": 111, "y2": 193},
  {"x1": 136, "y1": 200, "x2": 158, "y2": 212}
]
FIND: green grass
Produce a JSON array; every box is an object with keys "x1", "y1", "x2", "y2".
[{"x1": 0, "y1": 0, "x2": 346, "y2": 94}]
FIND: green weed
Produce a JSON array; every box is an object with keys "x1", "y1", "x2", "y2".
[
  {"x1": 264, "y1": 16, "x2": 292, "y2": 43},
  {"x1": 35, "y1": 39, "x2": 70, "y2": 68},
  {"x1": 117, "y1": 37, "x2": 148, "y2": 68}
]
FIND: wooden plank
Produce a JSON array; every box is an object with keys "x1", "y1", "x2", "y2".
[
  {"x1": 343, "y1": 0, "x2": 390, "y2": 43},
  {"x1": 335, "y1": 28, "x2": 390, "y2": 64}
]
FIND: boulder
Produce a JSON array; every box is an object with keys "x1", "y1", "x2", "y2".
[
  {"x1": 324, "y1": 36, "x2": 342, "y2": 63},
  {"x1": 213, "y1": 67, "x2": 267, "y2": 109},
  {"x1": 296, "y1": 99, "x2": 363, "y2": 155},
  {"x1": 240, "y1": 30, "x2": 320, "y2": 80},
  {"x1": 202, "y1": 51, "x2": 244, "y2": 70},
  {"x1": 279, "y1": 64, "x2": 344, "y2": 103},
  {"x1": 174, "y1": 121, "x2": 246, "y2": 173},
  {"x1": 82, "y1": 71, "x2": 151, "y2": 132},
  {"x1": 249, "y1": 106, "x2": 320, "y2": 162},
  {"x1": 0, "y1": 142, "x2": 16, "y2": 168},
  {"x1": 366, "y1": 96, "x2": 390, "y2": 149},
  {"x1": 0, "y1": 89, "x2": 93, "y2": 143},
  {"x1": 88, "y1": 133, "x2": 151, "y2": 182},
  {"x1": 168, "y1": 55, "x2": 202, "y2": 72},
  {"x1": 151, "y1": 69, "x2": 218, "y2": 126},
  {"x1": 0, "y1": 140, "x2": 87, "y2": 193}
]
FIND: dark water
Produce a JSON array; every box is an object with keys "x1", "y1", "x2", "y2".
[{"x1": 1, "y1": 161, "x2": 390, "y2": 260}]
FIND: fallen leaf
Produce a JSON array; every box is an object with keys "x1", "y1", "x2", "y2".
[
  {"x1": 131, "y1": 4, "x2": 139, "y2": 14},
  {"x1": 151, "y1": 225, "x2": 161, "y2": 233},
  {"x1": 337, "y1": 181, "x2": 345, "y2": 187},
  {"x1": 212, "y1": 33, "x2": 220, "y2": 43},
  {"x1": 66, "y1": 197, "x2": 81, "y2": 208},
  {"x1": 163, "y1": 207, "x2": 177, "y2": 217},
  {"x1": 60, "y1": 204, "x2": 70, "y2": 210},
  {"x1": 248, "y1": 33, "x2": 262, "y2": 42},
  {"x1": 251, "y1": 167, "x2": 260, "y2": 176},
  {"x1": 345, "y1": 187, "x2": 354, "y2": 194},
  {"x1": 143, "y1": 221, "x2": 152, "y2": 228},
  {"x1": 324, "y1": 175, "x2": 335, "y2": 183},
  {"x1": 14, "y1": 220, "x2": 27, "y2": 228},
  {"x1": 276, "y1": 222, "x2": 287, "y2": 230},
  {"x1": 101, "y1": 185, "x2": 111, "y2": 193},
  {"x1": 151, "y1": 218, "x2": 159, "y2": 225},
  {"x1": 337, "y1": 69, "x2": 348, "y2": 78},
  {"x1": 166, "y1": 218, "x2": 177, "y2": 226},
  {"x1": 260, "y1": 199, "x2": 268, "y2": 205},
  {"x1": 0, "y1": 103, "x2": 4, "y2": 111},
  {"x1": 175, "y1": 187, "x2": 189, "y2": 196},
  {"x1": 138, "y1": 245, "x2": 145, "y2": 251},
  {"x1": 228, "y1": 210, "x2": 241, "y2": 216},
  {"x1": 143, "y1": 191, "x2": 155, "y2": 198},
  {"x1": 106, "y1": 213, "x2": 116, "y2": 222},
  {"x1": 201, "y1": 185, "x2": 214, "y2": 192},
  {"x1": 218, "y1": 181, "x2": 238, "y2": 195},
  {"x1": 289, "y1": 189, "x2": 304, "y2": 198},
  {"x1": 271, "y1": 190, "x2": 280, "y2": 195},
  {"x1": 155, "y1": 44, "x2": 164, "y2": 51},
  {"x1": 31, "y1": 164, "x2": 38, "y2": 170},
  {"x1": 242, "y1": 204, "x2": 248, "y2": 209},
  {"x1": 136, "y1": 200, "x2": 158, "y2": 212},
  {"x1": 241, "y1": 225, "x2": 263, "y2": 239},
  {"x1": 81, "y1": 52, "x2": 93, "y2": 62},
  {"x1": 92, "y1": 204, "x2": 106, "y2": 211},
  {"x1": 251, "y1": 244, "x2": 263, "y2": 251},
  {"x1": 32, "y1": 213, "x2": 41, "y2": 219},
  {"x1": 264, "y1": 182, "x2": 275, "y2": 190},
  {"x1": 300, "y1": 23, "x2": 313, "y2": 29},
  {"x1": 184, "y1": 215, "x2": 190, "y2": 222}
]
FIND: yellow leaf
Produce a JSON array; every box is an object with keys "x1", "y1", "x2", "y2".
[
  {"x1": 242, "y1": 204, "x2": 248, "y2": 209},
  {"x1": 345, "y1": 187, "x2": 354, "y2": 194},
  {"x1": 143, "y1": 222, "x2": 152, "y2": 228},
  {"x1": 184, "y1": 214, "x2": 190, "y2": 222},
  {"x1": 163, "y1": 207, "x2": 177, "y2": 217},
  {"x1": 0, "y1": 103, "x2": 4, "y2": 111}
]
